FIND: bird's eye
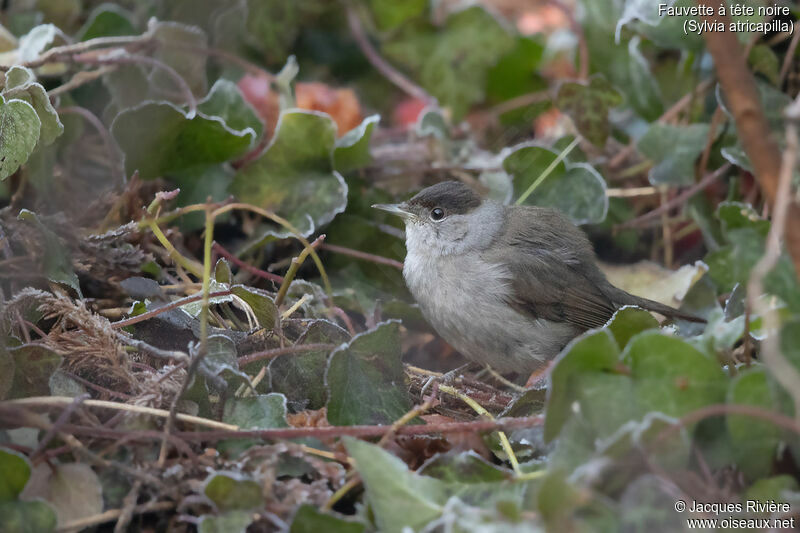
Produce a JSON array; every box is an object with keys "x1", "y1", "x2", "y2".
[{"x1": 430, "y1": 207, "x2": 445, "y2": 221}]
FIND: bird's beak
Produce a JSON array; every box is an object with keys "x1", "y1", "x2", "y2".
[{"x1": 372, "y1": 203, "x2": 414, "y2": 220}]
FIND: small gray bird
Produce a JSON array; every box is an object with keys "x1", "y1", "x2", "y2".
[{"x1": 373, "y1": 181, "x2": 703, "y2": 375}]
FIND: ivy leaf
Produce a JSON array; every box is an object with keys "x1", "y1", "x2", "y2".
[
  {"x1": 606, "y1": 306, "x2": 659, "y2": 349},
  {"x1": 222, "y1": 394, "x2": 288, "y2": 430},
  {"x1": 555, "y1": 76, "x2": 622, "y2": 147},
  {"x1": 637, "y1": 123, "x2": 710, "y2": 186},
  {"x1": 77, "y1": 4, "x2": 136, "y2": 41},
  {"x1": 198, "y1": 79, "x2": 264, "y2": 141},
  {"x1": 334, "y1": 114, "x2": 379, "y2": 173},
  {"x1": 367, "y1": 0, "x2": 426, "y2": 30},
  {"x1": 503, "y1": 144, "x2": 608, "y2": 225},
  {"x1": 268, "y1": 319, "x2": 348, "y2": 410},
  {"x1": 623, "y1": 331, "x2": 727, "y2": 419},
  {"x1": 1, "y1": 66, "x2": 63, "y2": 145},
  {"x1": 230, "y1": 285, "x2": 279, "y2": 330},
  {"x1": 147, "y1": 21, "x2": 208, "y2": 99},
  {"x1": 544, "y1": 329, "x2": 621, "y2": 442},
  {"x1": 198, "y1": 511, "x2": 253, "y2": 533},
  {"x1": 17, "y1": 24, "x2": 58, "y2": 63},
  {"x1": 204, "y1": 472, "x2": 263, "y2": 511},
  {"x1": 17, "y1": 210, "x2": 81, "y2": 295},
  {"x1": 111, "y1": 101, "x2": 254, "y2": 179},
  {"x1": 727, "y1": 367, "x2": 782, "y2": 480},
  {"x1": 326, "y1": 321, "x2": 412, "y2": 426},
  {"x1": 20, "y1": 463, "x2": 103, "y2": 529},
  {"x1": 0, "y1": 500, "x2": 57, "y2": 533},
  {"x1": 344, "y1": 437, "x2": 446, "y2": 533},
  {"x1": 0, "y1": 96, "x2": 40, "y2": 180},
  {"x1": 290, "y1": 504, "x2": 365, "y2": 533},
  {"x1": 383, "y1": 6, "x2": 515, "y2": 119},
  {"x1": 0, "y1": 449, "x2": 30, "y2": 501},
  {"x1": 230, "y1": 110, "x2": 348, "y2": 238},
  {"x1": 749, "y1": 44, "x2": 780, "y2": 85},
  {"x1": 3, "y1": 343, "x2": 62, "y2": 400}
]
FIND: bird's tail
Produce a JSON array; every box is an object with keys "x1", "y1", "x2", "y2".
[{"x1": 614, "y1": 290, "x2": 707, "y2": 324}]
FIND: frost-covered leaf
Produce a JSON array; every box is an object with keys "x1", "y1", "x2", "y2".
[
  {"x1": 198, "y1": 79, "x2": 263, "y2": 141},
  {"x1": 637, "y1": 123, "x2": 710, "y2": 186},
  {"x1": 326, "y1": 321, "x2": 412, "y2": 426},
  {"x1": 147, "y1": 20, "x2": 208, "y2": 99},
  {"x1": 334, "y1": 114, "x2": 379, "y2": 173},
  {"x1": 0, "y1": 96, "x2": 40, "y2": 180},
  {"x1": 198, "y1": 510, "x2": 253, "y2": 533},
  {"x1": 77, "y1": 4, "x2": 136, "y2": 41},
  {"x1": 2, "y1": 66, "x2": 63, "y2": 144},
  {"x1": 222, "y1": 393, "x2": 288, "y2": 429},
  {"x1": 601, "y1": 260, "x2": 707, "y2": 310},
  {"x1": 21, "y1": 463, "x2": 102, "y2": 528},
  {"x1": 17, "y1": 24, "x2": 58, "y2": 62},
  {"x1": 344, "y1": 437, "x2": 446, "y2": 533},
  {"x1": 503, "y1": 143, "x2": 608, "y2": 225},
  {"x1": 555, "y1": 76, "x2": 622, "y2": 147},
  {"x1": 230, "y1": 285, "x2": 278, "y2": 330},
  {"x1": 204, "y1": 472, "x2": 263, "y2": 511},
  {"x1": 111, "y1": 101, "x2": 254, "y2": 179},
  {"x1": 383, "y1": 5, "x2": 515, "y2": 119},
  {"x1": 623, "y1": 331, "x2": 727, "y2": 418},
  {"x1": 606, "y1": 307, "x2": 659, "y2": 349},
  {"x1": 230, "y1": 110, "x2": 347, "y2": 238},
  {"x1": 290, "y1": 504, "x2": 365, "y2": 533}
]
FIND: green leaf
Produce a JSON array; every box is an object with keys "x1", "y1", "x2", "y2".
[
  {"x1": 172, "y1": 164, "x2": 234, "y2": 232},
  {"x1": 3, "y1": 343, "x2": 62, "y2": 399},
  {"x1": 486, "y1": 36, "x2": 547, "y2": 122},
  {"x1": 16, "y1": 210, "x2": 81, "y2": 295},
  {"x1": 745, "y1": 475, "x2": 799, "y2": 503},
  {"x1": 418, "y1": 451, "x2": 509, "y2": 483},
  {"x1": 197, "y1": 79, "x2": 264, "y2": 140},
  {"x1": 17, "y1": 24, "x2": 58, "y2": 63},
  {"x1": 623, "y1": 331, "x2": 727, "y2": 419},
  {"x1": 111, "y1": 101, "x2": 254, "y2": 179},
  {"x1": 230, "y1": 110, "x2": 347, "y2": 238},
  {"x1": 0, "y1": 96, "x2": 40, "y2": 180},
  {"x1": 344, "y1": 437, "x2": 446, "y2": 533},
  {"x1": 606, "y1": 307, "x2": 659, "y2": 349},
  {"x1": 290, "y1": 504, "x2": 365, "y2": 533},
  {"x1": 0, "y1": 500, "x2": 57, "y2": 533},
  {"x1": 383, "y1": 6, "x2": 515, "y2": 119},
  {"x1": 637, "y1": 123, "x2": 710, "y2": 186},
  {"x1": 148, "y1": 21, "x2": 208, "y2": 99},
  {"x1": 705, "y1": 228, "x2": 764, "y2": 293},
  {"x1": 367, "y1": 0, "x2": 426, "y2": 30},
  {"x1": 2, "y1": 66, "x2": 63, "y2": 145},
  {"x1": 727, "y1": 367, "x2": 781, "y2": 480},
  {"x1": 198, "y1": 510, "x2": 253, "y2": 533},
  {"x1": 77, "y1": 4, "x2": 136, "y2": 41},
  {"x1": 504, "y1": 144, "x2": 608, "y2": 225},
  {"x1": 222, "y1": 394, "x2": 288, "y2": 429},
  {"x1": 230, "y1": 285, "x2": 279, "y2": 330},
  {"x1": 555, "y1": 76, "x2": 622, "y2": 147},
  {"x1": 204, "y1": 472, "x2": 263, "y2": 511},
  {"x1": 268, "y1": 320, "x2": 348, "y2": 410},
  {"x1": 326, "y1": 321, "x2": 412, "y2": 426},
  {"x1": 0, "y1": 449, "x2": 30, "y2": 501},
  {"x1": 334, "y1": 114, "x2": 379, "y2": 173},
  {"x1": 716, "y1": 202, "x2": 770, "y2": 238},
  {"x1": 544, "y1": 329, "x2": 620, "y2": 442}
]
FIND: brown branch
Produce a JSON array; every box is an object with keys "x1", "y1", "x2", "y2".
[
  {"x1": 212, "y1": 242, "x2": 284, "y2": 283},
  {"x1": 110, "y1": 290, "x2": 232, "y2": 329},
  {"x1": 698, "y1": 1, "x2": 800, "y2": 276},
  {"x1": 238, "y1": 343, "x2": 337, "y2": 366}
]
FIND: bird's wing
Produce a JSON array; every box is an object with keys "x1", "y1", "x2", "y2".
[{"x1": 484, "y1": 206, "x2": 618, "y2": 331}]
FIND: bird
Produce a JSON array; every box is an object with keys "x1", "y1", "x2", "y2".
[{"x1": 373, "y1": 180, "x2": 704, "y2": 376}]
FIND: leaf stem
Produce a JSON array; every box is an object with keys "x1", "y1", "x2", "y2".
[
  {"x1": 145, "y1": 219, "x2": 203, "y2": 277},
  {"x1": 275, "y1": 234, "x2": 325, "y2": 306},
  {"x1": 515, "y1": 137, "x2": 580, "y2": 205}
]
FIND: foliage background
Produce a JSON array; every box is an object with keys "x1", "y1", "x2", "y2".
[{"x1": 1, "y1": 0, "x2": 800, "y2": 531}]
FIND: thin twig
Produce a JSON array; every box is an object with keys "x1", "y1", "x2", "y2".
[
  {"x1": 110, "y1": 290, "x2": 232, "y2": 329},
  {"x1": 57, "y1": 501, "x2": 175, "y2": 532},
  {"x1": 319, "y1": 243, "x2": 404, "y2": 270},
  {"x1": 275, "y1": 234, "x2": 326, "y2": 307},
  {"x1": 238, "y1": 343, "x2": 336, "y2": 367},
  {"x1": 346, "y1": 4, "x2": 435, "y2": 105},
  {"x1": 616, "y1": 164, "x2": 731, "y2": 229},
  {"x1": 212, "y1": 242, "x2": 284, "y2": 283},
  {"x1": 779, "y1": 28, "x2": 800, "y2": 85}
]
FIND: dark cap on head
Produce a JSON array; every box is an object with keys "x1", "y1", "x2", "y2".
[{"x1": 407, "y1": 181, "x2": 482, "y2": 214}]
